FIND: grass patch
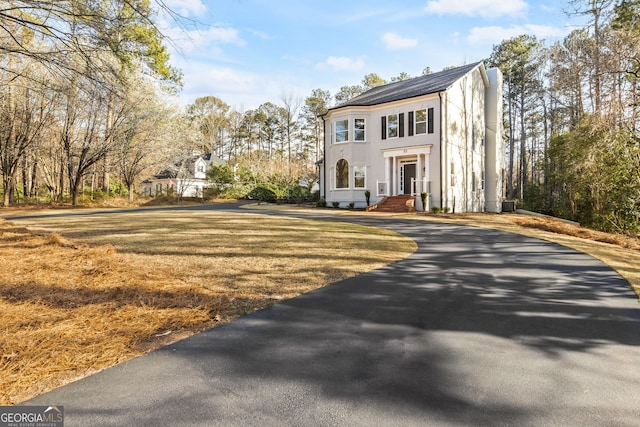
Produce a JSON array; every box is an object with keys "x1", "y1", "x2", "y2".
[{"x1": 0, "y1": 211, "x2": 416, "y2": 404}]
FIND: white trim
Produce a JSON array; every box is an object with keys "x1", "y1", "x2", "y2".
[
  {"x1": 382, "y1": 144, "x2": 432, "y2": 158},
  {"x1": 354, "y1": 118, "x2": 366, "y2": 142}
]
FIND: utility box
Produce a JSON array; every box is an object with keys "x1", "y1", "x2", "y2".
[{"x1": 502, "y1": 200, "x2": 516, "y2": 212}]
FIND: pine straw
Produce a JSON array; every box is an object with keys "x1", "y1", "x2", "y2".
[
  {"x1": 0, "y1": 213, "x2": 416, "y2": 404},
  {"x1": 512, "y1": 216, "x2": 640, "y2": 250}
]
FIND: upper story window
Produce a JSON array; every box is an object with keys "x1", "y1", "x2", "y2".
[
  {"x1": 382, "y1": 113, "x2": 404, "y2": 139},
  {"x1": 354, "y1": 118, "x2": 365, "y2": 141},
  {"x1": 410, "y1": 108, "x2": 434, "y2": 136},
  {"x1": 335, "y1": 119, "x2": 349, "y2": 143},
  {"x1": 387, "y1": 114, "x2": 398, "y2": 138},
  {"x1": 415, "y1": 109, "x2": 427, "y2": 134}
]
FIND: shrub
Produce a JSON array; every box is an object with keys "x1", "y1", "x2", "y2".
[
  {"x1": 332, "y1": 201, "x2": 340, "y2": 208},
  {"x1": 203, "y1": 187, "x2": 222, "y2": 199},
  {"x1": 442, "y1": 206, "x2": 450, "y2": 213},
  {"x1": 287, "y1": 185, "x2": 310, "y2": 204},
  {"x1": 248, "y1": 185, "x2": 277, "y2": 203},
  {"x1": 223, "y1": 183, "x2": 252, "y2": 200},
  {"x1": 316, "y1": 198, "x2": 327, "y2": 207},
  {"x1": 431, "y1": 206, "x2": 441, "y2": 214},
  {"x1": 348, "y1": 202, "x2": 355, "y2": 209}
]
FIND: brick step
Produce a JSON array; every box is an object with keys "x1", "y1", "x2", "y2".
[{"x1": 367, "y1": 195, "x2": 415, "y2": 213}]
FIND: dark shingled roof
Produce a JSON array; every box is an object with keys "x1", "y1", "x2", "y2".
[{"x1": 330, "y1": 62, "x2": 483, "y2": 111}]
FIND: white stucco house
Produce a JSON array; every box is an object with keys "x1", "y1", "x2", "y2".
[
  {"x1": 141, "y1": 153, "x2": 224, "y2": 198},
  {"x1": 319, "y1": 62, "x2": 504, "y2": 212}
]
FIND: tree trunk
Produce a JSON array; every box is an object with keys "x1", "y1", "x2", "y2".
[
  {"x1": 2, "y1": 177, "x2": 12, "y2": 207},
  {"x1": 507, "y1": 77, "x2": 515, "y2": 199},
  {"x1": 519, "y1": 94, "x2": 527, "y2": 200}
]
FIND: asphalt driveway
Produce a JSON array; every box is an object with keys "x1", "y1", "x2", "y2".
[{"x1": 22, "y1": 205, "x2": 640, "y2": 426}]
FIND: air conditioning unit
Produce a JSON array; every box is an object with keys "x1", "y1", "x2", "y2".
[{"x1": 502, "y1": 200, "x2": 516, "y2": 212}]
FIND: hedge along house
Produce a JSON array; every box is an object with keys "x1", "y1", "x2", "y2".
[{"x1": 319, "y1": 62, "x2": 504, "y2": 212}]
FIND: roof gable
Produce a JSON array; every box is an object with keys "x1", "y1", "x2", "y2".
[{"x1": 330, "y1": 62, "x2": 483, "y2": 110}]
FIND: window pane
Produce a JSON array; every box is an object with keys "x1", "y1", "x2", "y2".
[
  {"x1": 336, "y1": 159, "x2": 349, "y2": 188},
  {"x1": 354, "y1": 118, "x2": 365, "y2": 141},
  {"x1": 354, "y1": 166, "x2": 365, "y2": 188},
  {"x1": 415, "y1": 109, "x2": 426, "y2": 134},
  {"x1": 387, "y1": 114, "x2": 398, "y2": 138},
  {"x1": 335, "y1": 119, "x2": 348, "y2": 142}
]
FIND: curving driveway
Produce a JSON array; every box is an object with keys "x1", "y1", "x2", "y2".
[{"x1": 21, "y1": 205, "x2": 640, "y2": 426}]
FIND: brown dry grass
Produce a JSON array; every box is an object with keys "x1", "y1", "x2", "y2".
[
  {"x1": 0, "y1": 211, "x2": 416, "y2": 404},
  {"x1": 246, "y1": 204, "x2": 640, "y2": 299}
]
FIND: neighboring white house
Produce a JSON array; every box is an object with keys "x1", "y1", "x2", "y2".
[
  {"x1": 319, "y1": 62, "x2": 504, "y2": 212},
  {"x1": 141, "y1": 153, "x2": 224, "y2": 197}
]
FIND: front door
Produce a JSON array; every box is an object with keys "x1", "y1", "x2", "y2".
[{"x1": 403, "y1": 164, "x2": 416, "y2": 195}]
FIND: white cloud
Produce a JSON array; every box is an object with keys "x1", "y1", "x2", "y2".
[
  {"x1": 382, "y1": 32, "x2": 418, "y2": 50},
  {"x1": 425, "y1": 0, "x2": 528, "y2": 18},
  {"x1": 166, "y1": 25, "x2": 245, "y2": 54},
  {"x1": 178, "y1": 63, "x2": 266, "y2": 108},
  {"x1": 317, "y1": 56, "x2": 366, "y2": 72},
  {"x1": 467, "y1": 24, "x2": 568, "y2": 45},
  {"x1": 161, "y1": 0, "x2": 208, "y2": 18},
  {"x1": 538, "y1": 3, "x2": 558, "y2": 12}
]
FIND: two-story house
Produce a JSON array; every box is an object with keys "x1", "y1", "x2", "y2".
[
  {"x1": 141, "y1": 153, "x2": 224, "y2": 198},
  {"x1": 319, "y1": 62, "x2": 504, "y2": 213}
]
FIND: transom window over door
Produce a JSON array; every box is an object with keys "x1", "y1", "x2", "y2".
[
  {"x1": 335, "y1": 119, "x2": 349, "y2": 143},
  {"x1": 354, "y1": 118, "x2": 365, "y2": 141},
  {"x1": 336, "y1": 159, "x2": 349, "y2": 188}
]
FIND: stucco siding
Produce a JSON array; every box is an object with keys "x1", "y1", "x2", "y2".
[{"x1": 321, "y1": 63, "x2": 502, "y2": 212}]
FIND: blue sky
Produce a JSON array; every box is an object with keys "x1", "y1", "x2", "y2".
[{"x1": 161, "y1": 0, "x2": 578, "y2": 110}]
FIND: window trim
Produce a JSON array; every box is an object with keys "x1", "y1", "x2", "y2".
[
  {"x1": 353, "y1": 165, "x2": 366, "y2": 188},
  {"x1": 353, "y1": 118, "x2": 366, "y2": 142},
  {"x1": 414, "y1": 109, "x2": 427, "y2": 135},
  {"x1": 387, "y1": 114, "x2": 399, "y2": 139},
  {"x1": 335, "y1": 158, "x2": 349, "y2": 189},
  {"x1": 334, "y1": 119, "x2": 349, "y2": 143}
]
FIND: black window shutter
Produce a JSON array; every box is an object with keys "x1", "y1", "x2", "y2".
[
  {"x1": 408, "y1": 111, "x2": 414, "y2": 136},
  {"x1": 399, "y1": 113, "x2": 404, "y2": 137},
  {"x1": 381, "y1": 116, "x2": 386, "y2": 139},
  {"x1": 428, "y1": 108, "x2": 434, "y2": 134}
]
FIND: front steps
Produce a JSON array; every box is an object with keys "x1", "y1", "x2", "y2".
[{"x1": 366, "y1": 195, "x2": 415, "y2": 213}]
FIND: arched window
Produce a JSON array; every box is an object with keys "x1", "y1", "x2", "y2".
[{"x1": 336, "y1": 159, "x2": 349, "y2": 188}]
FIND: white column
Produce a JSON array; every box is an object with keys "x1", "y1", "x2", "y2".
[
  {"x1": 392, "y1": 156, "x2": 397, "y2": 196},
  {"x1": 417, "y1": 154, "x2": 423, "y2": 193},
  {"x1": 384, "y1": 157, "x2": 390, "y2": 195},
  {"x1": 424, "y1": 151, "x2": 430, "y2": 193}
]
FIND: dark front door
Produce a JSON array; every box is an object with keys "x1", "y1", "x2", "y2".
[{"x1": 403, "y1": 164, "x2": 416, "y2": 195}]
